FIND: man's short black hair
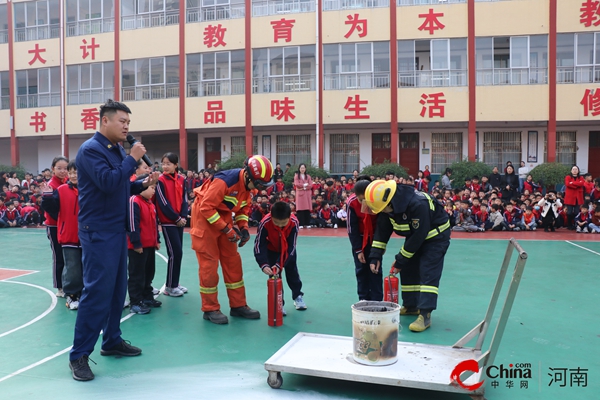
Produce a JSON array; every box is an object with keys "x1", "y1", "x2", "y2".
[
  {"x1": 99, "y1": 99, "x2": 132, "y2": 120},
  {"x1": 270, "y1": 201, "x2": 291, "y2": 220}
]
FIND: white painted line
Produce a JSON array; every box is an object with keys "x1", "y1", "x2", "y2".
[
  {"x1": 0, "y1": 281, "x2": 57, "y2": 338},
  {"x1": 0, "y1": 313, "x2": 136, "y2": 383},
  {"x1": 565, "y1": 241, "x2": 600, "y2": 256},
  {"x1": 0, "y1": 268, "x2": 39, "y2": 273}
]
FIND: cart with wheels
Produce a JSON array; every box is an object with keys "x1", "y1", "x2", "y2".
[{"x1": 265, "y1": 239, "x2": 528, "y2": 400}]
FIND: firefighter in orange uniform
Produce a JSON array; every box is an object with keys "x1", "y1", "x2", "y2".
[{"x1": 191, "y1": 155, "x2": 275, "y2": 324}]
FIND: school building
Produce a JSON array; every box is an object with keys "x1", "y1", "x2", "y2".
[{"x1": 0, "y1": 0, "x2": 599, "y2": 177}]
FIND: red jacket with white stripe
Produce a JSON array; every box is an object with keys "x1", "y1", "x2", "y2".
[
  {"x1": 128, "y1": 195, "x2": 160, "y2": 249},
  {"x1": 155, "y1": 173, "x2": 187, "y2": 225},
  {"x1": 42, "y1": 182, "x2": 80, "y2": 246},
  {"x1": 346, "y1": 193, "x2": 377, "y2": 254}
]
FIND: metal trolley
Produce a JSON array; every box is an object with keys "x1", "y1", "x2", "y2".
[{"x1": 265, "y1": 239, "x2": 528, "y2": 400}]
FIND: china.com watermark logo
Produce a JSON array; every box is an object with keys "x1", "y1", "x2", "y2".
[{"x1": 450, "y1": 360, "x2": 532, "y2": 391}]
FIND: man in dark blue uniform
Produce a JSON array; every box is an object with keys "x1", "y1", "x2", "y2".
[
  {"x1": 364, "y1": 180, "x2": 451, "y2": 333},
  {"x1": 69, "y1": 100, "x2": 159, "y2": 381}
]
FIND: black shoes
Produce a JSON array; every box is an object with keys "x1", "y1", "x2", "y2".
[
  {"x1": 143, "y1": 299, "x2": 162, "y2": 308},
  {"x1": 230, "y1": 306, "x2": 260, "y2": 319},
  {"x1": 69, "y1": 355, "x2": 95, "y2": 381},
  {"x1": 100, "y1": 340, "x2": 142, "y2": 357},
  {"x1": 203, "y1": 310, "x2": 229, "y2": 324}
]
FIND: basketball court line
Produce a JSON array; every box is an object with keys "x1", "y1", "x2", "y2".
[
  {"x1": 565, "y1": 240, "x2": 600, "y2": 256},
  {"x1": 0, "y1": 252, "x2": 170, "y2": 383},
  {"x1": 0, "y1": 280, "x2": 57, "y2": 339}
]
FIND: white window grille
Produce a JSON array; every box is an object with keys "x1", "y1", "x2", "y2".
[{"x1": 431, "y1": 132, "x2": 463, "y2": 173}]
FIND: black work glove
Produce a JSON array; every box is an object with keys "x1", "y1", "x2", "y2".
[{"x1": 238, "y1": 227, "x2": 250, "y2": 248}]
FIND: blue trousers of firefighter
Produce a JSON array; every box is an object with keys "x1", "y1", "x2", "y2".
[
  {"x1": 266, "y1": 250, "x2": 303, "y2": 303},
  {"x1": 70, "y1": 231, "x2": 128, "y2": 361},
  {"x1": 352, "y1": 244, "x2": 383, "y2": 301},
  {"x1": 400, "y1": 230, "x2": 451, "y2": 311}
]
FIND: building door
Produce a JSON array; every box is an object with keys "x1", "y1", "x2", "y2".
[
  {"x1": 371, "y1": 133, "x2": 391, "y2": 164},
  {"x1": 589, "y1": 131, "x2": 600, "y2": 178},
  {"x1": 400, "y1": 132, "x2": 419, "y2": 175},
  {"x1": 204, "y1": 137, "x2": 221, "y2": 168}
]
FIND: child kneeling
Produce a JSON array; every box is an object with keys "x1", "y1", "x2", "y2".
[{"x1": 254, "y1": 202, "x2": 306, "y2": 315}]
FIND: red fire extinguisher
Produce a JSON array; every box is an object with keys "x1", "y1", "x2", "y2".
[
  {"x1": 384, "y1": 268, "x2": 399, "y2": 304},
  {"x1": 267, "y1": 274, "x2": 283, "y2": 327}
]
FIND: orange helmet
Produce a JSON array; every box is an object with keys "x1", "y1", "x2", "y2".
[{"x1": 245, "y1": 155, "x2": 275, "y2": 189}]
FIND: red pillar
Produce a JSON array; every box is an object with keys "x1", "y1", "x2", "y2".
[
  {"x1": 390, "y1": 0, "x2": 398, "y2": 164},
  {"x1": 178, "y1": 2, "x2": 188, "y2": 169},
  {"x1": 8, "y1": 0, "x2": 18, "y2": 166},
  {"x1": 547, "y1": 0, "x2": 557, "y2": 162},
  {"x1": 467, "y1": 0, "x2": 476, "y2": 161},
  {"x1": 245, "y1": 0, "x2": 253, "y2": 156}
]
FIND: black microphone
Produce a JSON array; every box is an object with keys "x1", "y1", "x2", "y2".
[{"x1": 126, "y1": 134, "x2": 152, "y2": 167}]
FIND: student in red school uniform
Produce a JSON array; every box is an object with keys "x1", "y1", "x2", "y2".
[
  {"x1": 1, "y1": 202, "x2": 22, "y2": 227},
  {"x1": 254, "y1": 201, "x2": 306, "y2": 315},
  {"x1": 155, "y1": 153, "x2": 188, "y2": 297},
  {"x1": 42, "y1": 160, "x2": 84, "y2": 310},
  {"x1": 127, "y1": 177, "x2": 162, "y2": 314},
  {"x1": 44, "y1": 156, "x2": 69, "y2": 297}
]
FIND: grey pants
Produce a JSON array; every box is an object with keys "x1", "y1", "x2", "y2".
[{"x1": 62, "y1": 247, "x2": 84, "y2": 296}]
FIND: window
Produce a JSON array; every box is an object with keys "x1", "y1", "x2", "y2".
[
  {"x1": 544, "y1": 131, "x2": 577, "y2": 166},
  {"x1": 122, "y1": 57, "x2": 179, "y2": 101},
  {"x1": 476, "y1": 35, "x2": 548, "y2": 85},
  {"x1": 252, "y1": 0, "x2": 314, "y2": 17},
  {"x1": 483, "y1": 131, "x2": 521, "y2": 172},
  {"x1": 0, "y1": 4, "x2": 8, "y2": 44},
  {"x1": 13, "y1": 0, "x2": 60, "y2": 42},
  {"x1": 66, "y1": 0, "x2": 114, "y2": 37},
  {"x1": 398, "y1": 0, "x2": 465, "y2": 5},
  {"x1": 231, "y1": 136, "x2": 258, "y2": 157},
  {"x1": 276, "y1": 134, "x2": 311, "y2": 166},
  {"x1": 557, "y1": 33, "x2": 600, "y2": 84},
  {"x1": 398, "y1": 38, "x2": 467, "y2": 87},
  {"x1": 16, "y1": 67, "x2": 61, "y2": 108},
  {"x1": 253, "y1": 46, "x2": 316, "y2": 93},
  {"x1": 187, "y1": 50, "x2": 245, "y2": 96},
  {"x1": 324, "y1": 0, "x2": 389, "y2": 11},
  {"x1": 329, "y1": 134, "x2": 359, "y2": 174},
  {"x1": 431, "y1": 132, "x2": 462, "y2": 174},
  {"x1": 67, "y1": 62, "x2": 114, "y2": 105},
  {"x1": 121, "y1": 0, "x2": 179, "y2": 30},
  {"x1": 186, "y1": 0, "x2": 245, "y2": 22},
  {"x1": 0, "y1": 71, "x2": 9, "y2": 110},
  {"x1": 324, "y1": 42, "x2": 390, "y2": 90}
]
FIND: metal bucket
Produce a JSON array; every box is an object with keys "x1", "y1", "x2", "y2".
[{"x1": 351, "y1": 301, "x2": 400, "y2": 366}]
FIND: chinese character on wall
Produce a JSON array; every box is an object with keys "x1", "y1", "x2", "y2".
[
  {"x1": 420, "y1": 92, "x2": 446, "y2": 118},
  {"x1": 580, "y1": 88, "x2": 600, "y2": 116},
  {"x1": 345, "y1": 14, "x2": 367, "y2": 39},
  {"x1": 344, "y1": 95, "x2": 369, "y2": 119},
  {"x1": 28, "y1": 44, "x2": 47, "y2": 66},
  {"x1": 81, "y1": 108, "x2": 100, "y2": 130},
  {"x1": 204, "y1": 101, "x2": 226, "y2": 124},
  {"x1": 30, "y1": 112, "x2": 47, "y2": 133},
  {"x1": 204, "y1": 24, "x2": 227, "y2": 48},
  {"x1": 418, "y1": 9, "x2": 445, "y2": 35},
  {"x1": 271, "y1": 18, "x2": 296, "y2": 43},
  {"x1": 80, "y1": 38, "x2": 99, "y2": 60},
  {"x1": 580, "y1": 0, "x2": 600, "y2": 27},
  {"x1": 271, "y1": 98, "x2": 295, "y2": 121}
]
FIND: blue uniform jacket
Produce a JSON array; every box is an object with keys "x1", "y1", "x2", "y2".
[{"x1": 76, "y1": 132, "x2": 145, "y2": 232}]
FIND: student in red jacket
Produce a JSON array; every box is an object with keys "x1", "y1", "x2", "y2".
[
  {"x1": 44, "y1": 156, "x2": 69, "y2": 297},
  {"x1": 563, "y1": 166, "x2": 585, "y2": 230},
  {"x1": 41, "y1": 160, "x2": 83, "y2": 310},
  {"x1": 254, "y1": 201, "x2": 306, "y2": 315},
  {"x1": 128, "y1": 178, "x2": 161, "y2": 314},
  {"x1": 155, "y1": 153, "x2": 188, "y2": 297},
  {"x1": 1, "y1": 202, "x2": 22, "y2": 227}
]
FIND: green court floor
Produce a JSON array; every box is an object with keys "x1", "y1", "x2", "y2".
[{"x1": 0, "y1": 229, "x2": 598, "y2": 399}]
